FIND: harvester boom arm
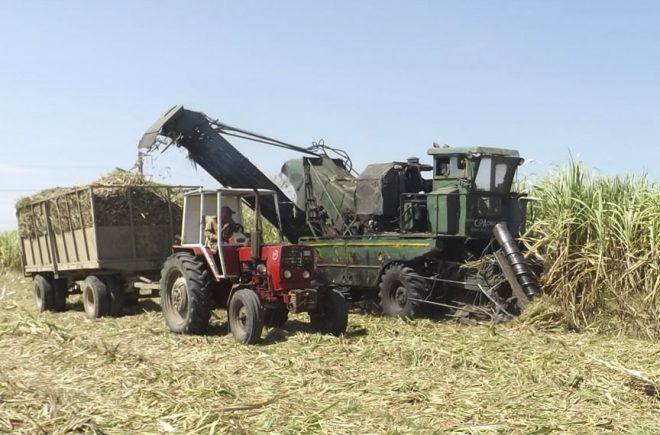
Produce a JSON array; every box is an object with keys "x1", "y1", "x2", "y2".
[{"x1": 138, "y1": 105, "x2": 311, "y2": 242}]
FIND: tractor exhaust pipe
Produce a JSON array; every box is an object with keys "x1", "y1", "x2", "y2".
[
  {"x1": 493, "y1": 222, "x2": 541, "y2": 301},
  {"x1": 251, "y1": 190, "x2": 262, "y2": 262}
]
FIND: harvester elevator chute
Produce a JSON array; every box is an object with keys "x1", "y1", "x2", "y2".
[{"x1": 138, "y1": 105, "x2": 311, "y2": 242}]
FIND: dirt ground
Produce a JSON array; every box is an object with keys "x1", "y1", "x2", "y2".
[{"x1": 0, "y1": 271, "x2": 658, "y2": 434}]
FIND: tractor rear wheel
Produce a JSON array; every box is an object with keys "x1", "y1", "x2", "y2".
[
  {"x1": 378, "y1": 264, "x2": 427, "y2": 319},
  {"x1": 160, "y1": 253, "x2": 212, "y2": 334},
  {"x1": 228, "y1": 289, "x2": 264, "y2": 344},
  {"x1": 33, "y1": 274, "x2": 54, "y2": 312},
  {"x1": 82, "y1": 275, "x2": 110, "y2": 319},
  {"x1": 264, "y1": 308, "x2": 289, "y2": 328},
  {"x1": 310, "y1": 288, "x2": 348, "y2": 336}
]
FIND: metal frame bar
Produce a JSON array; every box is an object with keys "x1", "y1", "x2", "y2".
[
  {"x1": 54, "y1": 196, "x2": 70, "y2": 263},
  {"x1": 30, "y1": 204, "x2": 44, "y2": 266},
  {"x1": 64, "y1": 193, "x2": 80, "y2": 263},
  {"x1": 126, "y1": 187, "x2": 137, "y2": 259},
  {"x1": 75, "y1": 189, "x2": 91, "y2": 262},
  {"x1": 43, "y1": 201, "x2": 58, "y2": 275}
]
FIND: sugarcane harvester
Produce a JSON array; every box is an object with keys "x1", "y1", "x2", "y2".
[{"x1": 139, "y1": 106, "x2": 541, "y2": 320}]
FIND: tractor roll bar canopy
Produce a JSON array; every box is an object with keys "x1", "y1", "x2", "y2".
[{"x1": 180, "y1": 188, "x2": 283, "y2": 246}]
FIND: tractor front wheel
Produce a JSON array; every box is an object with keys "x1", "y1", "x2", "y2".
[
  {"x1": 228, "y1": 289, "x2": 264, "y2": 344},
  {"x1": 378, "y1": 264, "x2": 428, "y2": 319},
  {"x1": 310, "y1": 288, "x2": 348, "y2": 336},
  {"x1": 160, "y1": 253, "x2": 212, "y2": 334}
]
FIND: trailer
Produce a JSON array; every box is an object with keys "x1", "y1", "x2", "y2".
[{"x1": 17, "y1": 184, "x2": 189, "y2": 319}]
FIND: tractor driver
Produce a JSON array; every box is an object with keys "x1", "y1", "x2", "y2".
[{"x1": 205, "y1": 206, "x2": 243, "y2": 251}]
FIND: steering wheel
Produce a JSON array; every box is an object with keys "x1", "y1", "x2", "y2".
[{"x1": 221, "y1": 223, "x2": 244, "y2": 242}]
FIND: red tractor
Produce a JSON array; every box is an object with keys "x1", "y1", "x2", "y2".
[{"x1": 159, "y1": 188, "x2": 348, "y2": 344}]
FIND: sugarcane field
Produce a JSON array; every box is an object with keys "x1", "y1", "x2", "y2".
[{"x1": 1, "y1": 2, "x2": 659, "y2": 434}]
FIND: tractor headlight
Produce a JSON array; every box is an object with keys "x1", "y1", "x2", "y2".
[
  {"x1": 256, "y1": 263, "x2": 267, "y2": 274},
  {"x1": 283, "y1": 270, "x2": 292, "y2": 279},
  {"x1": 302, "y1": 270, "x2": 311, "y2": 279}
]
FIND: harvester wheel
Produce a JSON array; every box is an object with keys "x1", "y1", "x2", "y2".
[
  {"x1": 160, "y1": 253, "x2": 212, "y2": 334},
  {"x1": 103, "y1": 275, "x2": 124, "y2": 317},
  {"x1": 53, "y1": 278, "x2": 68, "y2": 312},
  {"x1": 378, "y1": 264, "x2": 427, "y2": 319},
  {"x1": 310, "y1": 288, "x2": 348, "y2": 336},
  {"x1": 228, "y1": 289, "x2": 264, "y2": 344},
  {"x1": 264, "y1": 308, "x2": 289, "y2": 328},
  {"x1": 82, "y1": 275, "x2": 110, "y2": 319},
  {"x1": 33, "y1": 274, "x2": 54, "y2": 312}
]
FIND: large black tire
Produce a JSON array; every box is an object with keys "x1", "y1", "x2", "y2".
[
  {"x1": 160, "y1": 253, "x2": 212, "y2": 334},
  {"x1": 82, "y1": 275, "x2": 110, "y2": 319},
  {"x1": 103, "y1": 275, "x2": 124, "y2": 317},
  {"x1": 33, "y1": 274, "x2": 54, "y2": 312},
  {"x1": 53, "y1": 278, "x2": 68, "y2": 312},
  {"x1": 228, "y1": 289, "x2": 264, "y2": 344},
  {"x1": 378, "y1": 264, "x2": 428, "y2": 319},
  {"x1": 264, "y1": 308, "x2": 289, "y2": 328},
  {"x1": 310, "y1": 288, "x2": 348, "y2": 336}
]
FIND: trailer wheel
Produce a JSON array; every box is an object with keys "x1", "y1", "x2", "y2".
[
  {"x1": 103, "y1": 276, "x2": 124, "y2": 317},
  {"x1": 378, "y1": 264, "x2": 427, "y2": 319},
  {"x1": 82, "y1": 275, "x2": 110, "y2": 319},
  {"x1": 53, "y1": 278, "x2": 68, "y2": 312},
  {"x1": 264, "y1": 308, "x2": 288, "y2": 328},
  {"x1": 160, "y1": 253, "x2": 211, "y2": 334},
  {"x1": 310, "y1": 288, "x2": 348, "y2": 336},
  {"x1": 33, "y1": 274, "x2": 54, "y2": 312},
  {"x1": 228, "y1": 289, "x2": 264, "y2": 344}
]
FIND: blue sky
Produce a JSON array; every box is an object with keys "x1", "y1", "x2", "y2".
[{"x1": 1, "y1": 1, "x2": 659, "y2": 229}]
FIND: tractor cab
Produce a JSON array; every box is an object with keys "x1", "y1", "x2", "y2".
[
  {"x1": 177, "y1": 188, "x2": 283, "y2": 279},
  {"x1": 423, "y1": 146, "x2": 527, "y2": 238}
]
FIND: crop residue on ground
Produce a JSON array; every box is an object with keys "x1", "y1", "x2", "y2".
[{"x1": 0, "y1": 272, "x2": 658, "y2": 434}]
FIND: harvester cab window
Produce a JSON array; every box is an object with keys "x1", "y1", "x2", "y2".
[
  {"x1": 435, "y1": 155, "x2": 466, "y2": 178},
  {"x1": 435, "y1": 158, "x2": 450, "y2": 176},
  {"x1": 494, "y1": 162, "x2": 509, "y2": 192},
  {"x1": 474, "y1": 157, "x2": 519, "y2": 193},
  {"x1": 475, "y1": 157, "x2": 492, "y2": 191},
  {"x1": 475, "y1": 196, "x2": 503, "y2": 216}
]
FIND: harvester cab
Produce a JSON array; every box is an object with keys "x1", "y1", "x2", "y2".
[
  {"x1": 423, "y1": 146, "x2": 527, "y2": 239},
  {"x1": 160, "y1": 187, "x2": 348, "y2": 344},
  {"x1": 353, "y1": 146, "x2": 527, "y2": 240}
]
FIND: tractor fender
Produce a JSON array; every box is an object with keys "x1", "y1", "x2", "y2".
[{"x1": 172, "y1": 245, "x2": 222, "y2": 281}]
